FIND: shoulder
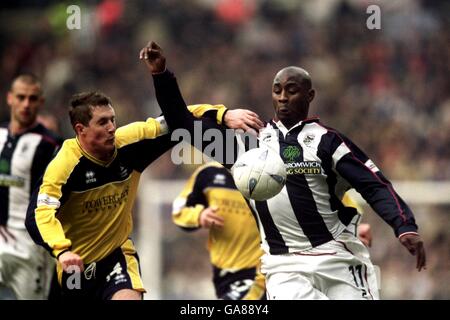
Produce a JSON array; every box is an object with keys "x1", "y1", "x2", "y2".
[
  {"x1": 45, "y1": 139, "x2": 82, "y2": 180},
  {"x1": 32, "y1": 124, "x2": 64, "y2": 147},
  {"x1": 314, "y1": 120, "x2": 351, "y2": 137},
  {"x1": 191, "y1": 163, "x2": 230, "y2": 187},
  {"x1": 195, "y1": 162, "x2": 227, "y2": 177},
  {"x1": 304, "y1": 121, "x2": 349, "y2": 143}
]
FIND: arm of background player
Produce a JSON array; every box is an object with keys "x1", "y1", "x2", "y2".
[
  {"x1": 172, "y1": 167, "x2": 207, "y2": 231},
  {"x1": 188, "y1": 104, "x2": 227, "y2": 125},
  {"x1": 172, "y1": 166, "x2": 224, "y2": 230}
]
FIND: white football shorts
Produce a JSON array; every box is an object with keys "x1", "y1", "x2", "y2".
[
  {"x1": 0, "y1": 228, "x2": 55, "y2": 299},
  {"x1": 261, "y1": 232, "x2": 380, "y2": 300}
]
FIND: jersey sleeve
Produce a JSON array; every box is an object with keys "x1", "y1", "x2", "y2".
[
  {"x1": 115, "y1": 116, "x2": 167, "y2": 148},
  {"x1": 324, "y1": 130, "x2": 418, "y2": 237},
  {"x1": 172, "y1": 166, "x2": 211, "y2": 231},
  {"x1": 25, "y1": 143, "x2": 76, "y2": 258},
  {"x1": 187, "y1": 104, "x2": 228, "y2": 125},
  {"x1": 152, "y1": 70, "x2": 249, "y2": 169}
]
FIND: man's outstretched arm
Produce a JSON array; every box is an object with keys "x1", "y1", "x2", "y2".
[
  {"x1": 140, "y1": 41, "x2": 262, "y2": 168},
  {"x1": 140, "y1": 41, "x2": 263, "y2": 133}
]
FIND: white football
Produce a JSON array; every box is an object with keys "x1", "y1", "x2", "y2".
[{"x1": 231, "y1": 147, "x2": 286, "y2": 201}]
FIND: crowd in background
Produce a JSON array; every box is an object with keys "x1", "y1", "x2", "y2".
[{"x1": 0, "y1": 0, "x2": 448, "y2": 299}]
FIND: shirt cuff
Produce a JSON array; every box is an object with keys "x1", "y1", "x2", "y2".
[
  {"x1": 218, "y1": 107, "x2": 228, "y2": 125},
  {"x1": 396, "y1": 224, "x2": 418, "y2": 238}
]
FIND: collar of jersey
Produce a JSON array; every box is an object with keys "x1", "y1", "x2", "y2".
[
  {"x1": 76, "y1": 137, "x2": 117, "y2": 167},
  {"x1": 271, "y1": 117, "x2": 319, "y2": 135},
  {"x1": 6, "y1": 122, "x2": 42, "y2": 138}
]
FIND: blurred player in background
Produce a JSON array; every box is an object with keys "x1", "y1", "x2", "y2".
[
  {"x1": 144, "y1": 42, "x2": 426, "y2": 300},
  {"x1": 172, "y1": 162, "x2": 265, "y2": 300},
  {"x1": 37, "y1": 111, "x2": 60, "y2": 135},
  {"x1": 342, "y1": 193, "x2": 372, "y2": 248},
  {"x1": 0, "y1": 74, "x2": 62, "y2": 299}
]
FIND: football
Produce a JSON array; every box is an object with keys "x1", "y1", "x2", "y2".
[{"x1": 231, "y1": 147, "x2": 286, "y2": 201}]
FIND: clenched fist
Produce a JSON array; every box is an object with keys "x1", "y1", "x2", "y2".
[{"x1": 140, "y1": 41, "x2": 166, "y2": 74}]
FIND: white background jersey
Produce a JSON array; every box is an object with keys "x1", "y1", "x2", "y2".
[{"x1": 0, "y1": 124, "x2": 61, "y2": 229}]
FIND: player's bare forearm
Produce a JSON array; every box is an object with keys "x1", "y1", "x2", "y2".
[{"x1": 224, "y1": 109, "x2": 264, "y2": 133}]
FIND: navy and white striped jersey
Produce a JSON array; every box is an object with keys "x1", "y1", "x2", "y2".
[
  {"x1": 245, "y1": 119, "x2": 418, "y2": 254},
  {"x1": 0, "y1": 123, "x2": 62, "y2": 229},
  {"x1": 153, "y1": 69, "x2": 420, "y2": 255}
]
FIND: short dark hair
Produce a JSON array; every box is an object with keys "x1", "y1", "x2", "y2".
[
  {"x1": 11, "y1": 73, "x2": 42, "y2": 95},
  {"x1": 69, "y1": 91, "x2": 112, "y2": 129}
]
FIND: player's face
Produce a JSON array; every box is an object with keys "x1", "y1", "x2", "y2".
[
  {"x1": 272, "y1": 71, "x2": 314, "y2": 129},
  {"x1": 80, "y1": 105, "x2": 116, "y2": 160},
  {"x1": 7, "y1": 80, "x2": 43, "y2": 129}
]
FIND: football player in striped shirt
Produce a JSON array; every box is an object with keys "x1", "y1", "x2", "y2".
[
  {"x1": 144, "y1": 42, "x2": 426, "y2": 300},
  {"x1": 0, "y1": 74, "x2": 63, "y2": 299}
]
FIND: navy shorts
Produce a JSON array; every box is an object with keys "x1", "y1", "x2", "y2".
[{"x1": 59, "y1": 239, "x2": 144, "y2": 300}]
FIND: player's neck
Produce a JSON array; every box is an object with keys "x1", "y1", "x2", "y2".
[
  {"x1": 9, "y1": 119, "x2": 37, "y2": 136},
  {"x1": 77, "y1": 137, "x2": 114, "y2": 163}
]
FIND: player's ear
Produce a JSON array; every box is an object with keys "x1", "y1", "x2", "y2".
[
  {"x1": 74, "y1": 123, "x2": 85, "y2": 136},
  {"x1": 308, "y1": 89, "x2": 315, "y2": 103},
  {"x1": 6, "y1": 91, "x2": 13, "y2": 107}
]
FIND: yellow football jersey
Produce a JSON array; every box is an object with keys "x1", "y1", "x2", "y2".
[
  {"x1": 172, "y1": 162, "x2": 263, "y2": 270},
  {"x1": 26, "y1": 105, "x2": 228, "y2": 266}
]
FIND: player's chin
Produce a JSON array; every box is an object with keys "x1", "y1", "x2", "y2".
[
  {"x1": 276, "y1": 112, "x2": 291, "y2": 123},
  {"x1": 19, "y1": 117, "x2": 34, "y2": 127},
  {"x1": 103, "y1": 140, "x2": 116, "y2": 152}
]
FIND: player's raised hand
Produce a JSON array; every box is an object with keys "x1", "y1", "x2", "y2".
[
  {"x1": 399, "y1": 233, "x2": 427, "y2": 271},
  {"x1": 140, "y1": 41, "x2": 166, "y2": 74},
  {"x1": 224, "y1": 109, "x2": 264, "y2": 134},
  {"x1": 199, "y1": 206, "x2": 224, "y2": 229}
]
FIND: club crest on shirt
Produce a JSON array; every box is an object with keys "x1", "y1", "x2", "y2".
[
  {"x1": 85, "y1": 170, "x2": 97, "y2": 184},
  {"x1": 213, "y1": 173, "x2": 226, "y2": 185},
  {"x1": 21, "y1": 142, "x2": 29, "y2": 154},
  {"x1": 283, "y1": 146, "x2": 301, "y2": 162},
  {"x1": 303, "y1": 134, "x2": 315, "y2": 146}
]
